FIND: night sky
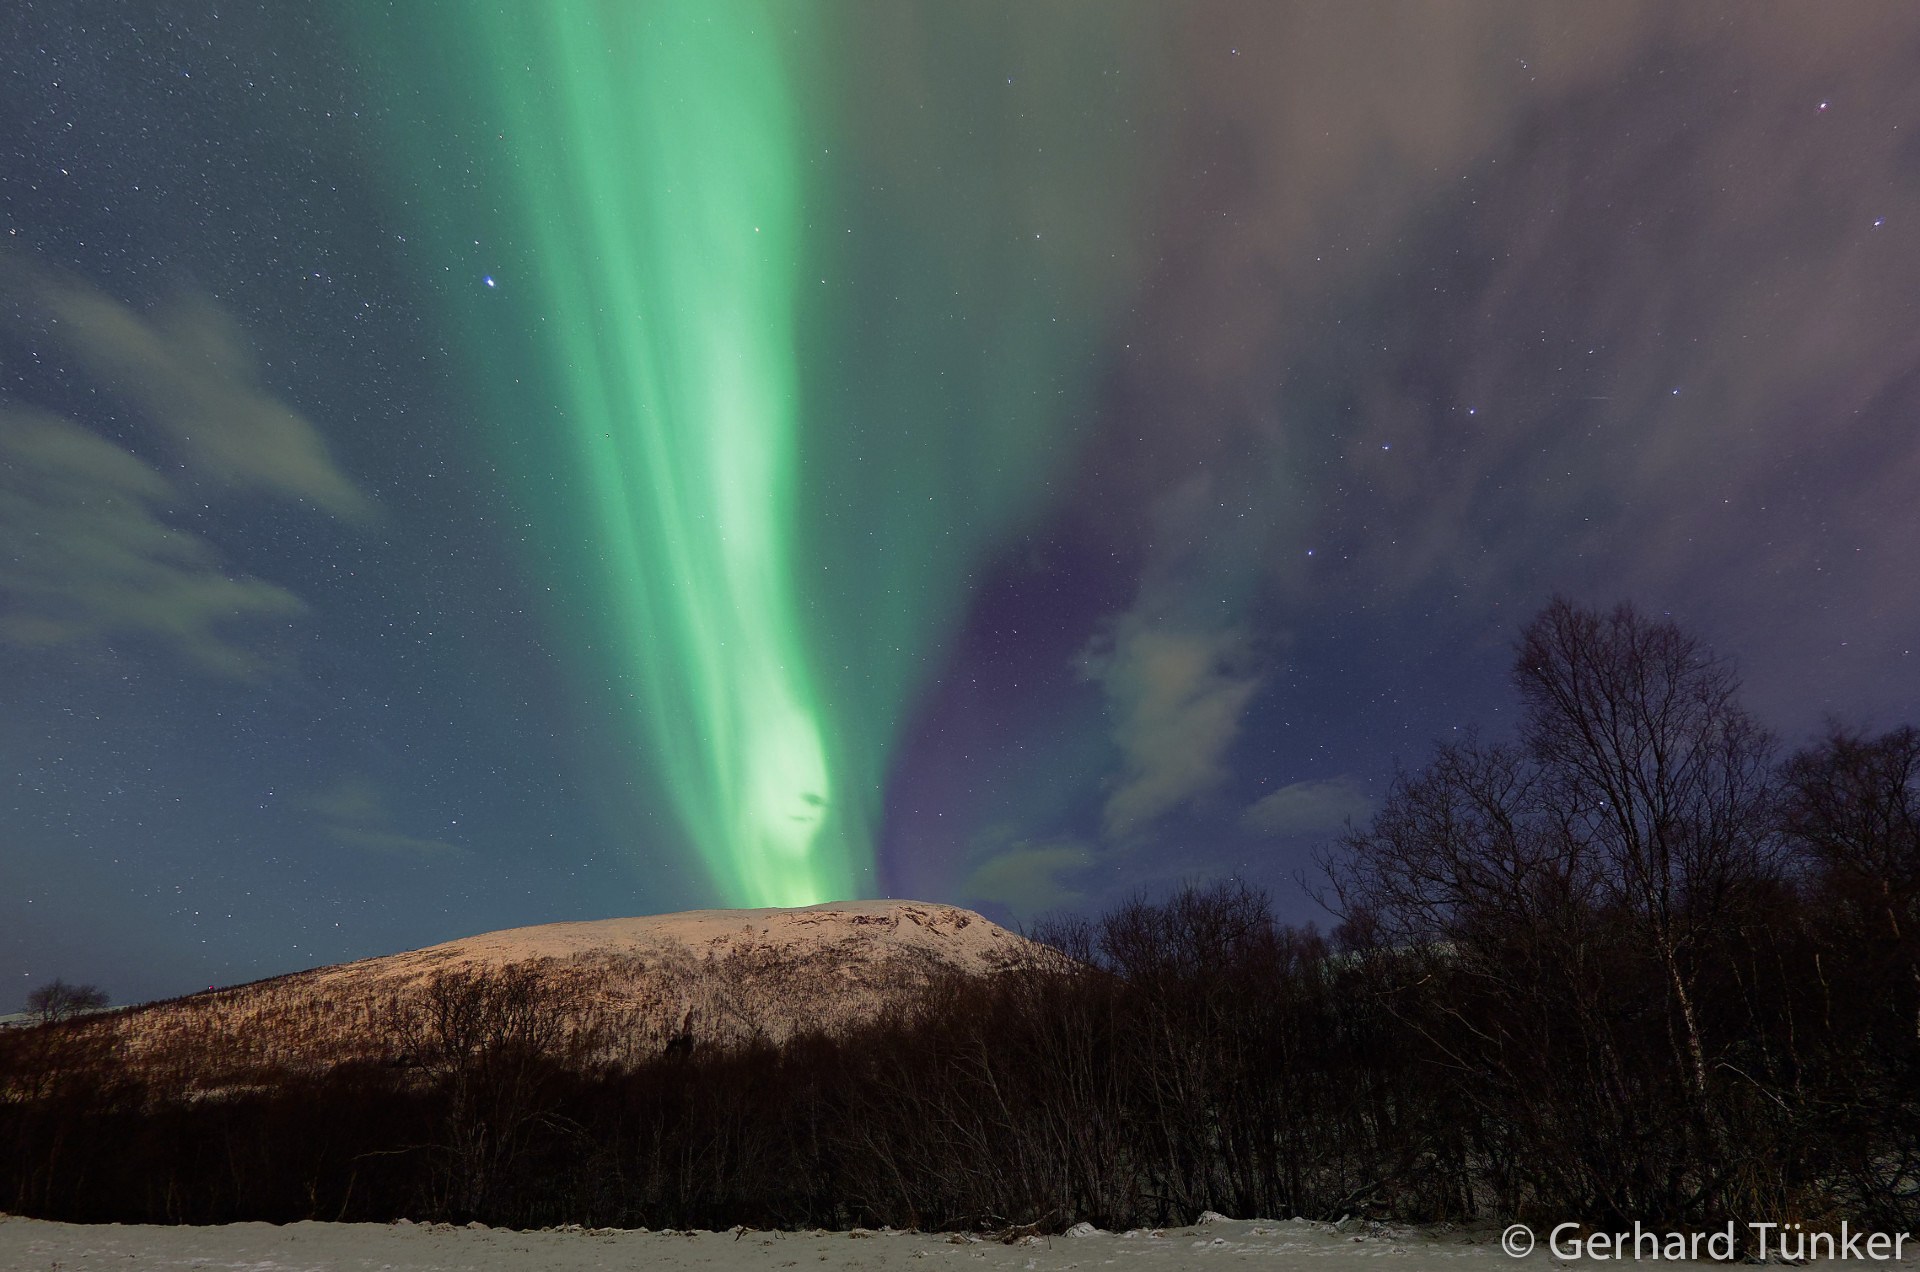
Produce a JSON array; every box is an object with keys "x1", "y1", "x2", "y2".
[{"x1": 5, "y1": 3, "x2": 1919, "y2": 1008}]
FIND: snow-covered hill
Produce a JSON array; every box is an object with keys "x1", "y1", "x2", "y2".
[
  {"x1": 76, "y1": 900, "x2": 1050, "y2": 1093},
  {"x1": 332, "y1": 898, "x2": 1031, "y2": 983}
]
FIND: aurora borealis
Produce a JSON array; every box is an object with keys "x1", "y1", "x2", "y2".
[
  {"x1": 344, "y1": 1, "x2": 1140, "y2": 907},
  {"x1": 401, "y1": 2, "x2": 846, "y2": 906},
  {"x1": 6, "y1": 3, "x2": 1920, "y2": 1004}
]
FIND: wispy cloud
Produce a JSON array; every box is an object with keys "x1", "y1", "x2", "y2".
[
  {"x1": 1084, "y1": 614, "x2": 1262, "y2": 838},
  {"x1": 6, "y1": 259, "x2": 373, "y2": 522},
  {"x1": 960, "y1": 838, "x2": 1091, "y2": 920},
  {"x1": 0, "y1": 407, "x2": 305, "y2": 678},
  {"x1": 1075, "y1": 4, "x2": 1920, "y2": 731},
  {"x1": 0, "y1": 254, "x2": 375, "y2": 675},
  {"x1": 1241, "y1": 776, "x2": 1373, "y2": 837},
  {"x1": 307, "y1": 775, "x2": 467, "y2": 858}
]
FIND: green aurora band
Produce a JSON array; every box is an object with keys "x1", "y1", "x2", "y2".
[
  {"x1": 471, "y1": 2, "x2": 833, "y2": 906},
  {"x1": 352, "y1": 1, "x2": 1153, "y2": 907}
]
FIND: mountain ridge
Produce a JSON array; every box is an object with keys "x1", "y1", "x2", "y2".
[{"x1": 61, "y1": 899, "x2": 1048, "y2": 1095}]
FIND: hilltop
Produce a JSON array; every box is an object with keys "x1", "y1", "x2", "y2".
[{"x1": 58, "y1": 900, "x2": 1047, "y2": 1094}]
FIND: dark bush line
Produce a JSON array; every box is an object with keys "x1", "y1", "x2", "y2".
[
  {"x1": 0, "y1": 874, "x2": 1910, "y2": 1233},
  {"x1": 0, "y1": 913, "x2": 1426, "y2": 1231},
  {"x1": 1, "y1": 600, "x2": 1915, "y2": 1233}
]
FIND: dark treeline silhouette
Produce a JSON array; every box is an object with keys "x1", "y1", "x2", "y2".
[
  {"x1": 1324, "y1": 600, "x2": 1920, "y2": 1231},
  {"x1": 0, "y1": 599, "x2": 1914, "y2": 1235}
]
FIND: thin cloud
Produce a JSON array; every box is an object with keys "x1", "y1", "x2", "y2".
[
  {"x1": 307, "y1": 775, "x2": 467, "y2": 859},
  {"x1": 1241, "y1": 776, "x2": 1373, "y2": 837},
  {"x1": 3, "y1": 255, "x2": 373, "y2": 521},
  {"x1": 1085, "y1": 615, "x2": 1262, "y2": 838},
  {"x1": 0, "y1": 407, "x2": 306, "y2": 678},
  {"x1": 960, "y1": 838, "x2": 1092, "y2": 919},
  {"x1": 1071, "y1": 2, "x2": 1920, "y2": 733},
  {"x1": 0, "y1": 254, "x2": 376, "y2": 677}
]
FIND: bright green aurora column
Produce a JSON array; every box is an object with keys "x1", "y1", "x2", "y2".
[
  {"x1": 352, "y1": 0, "x2": 1150, "y2": 910},
  {"x1": 449, "y1": 2, "x2": 844, "y2": 906}
]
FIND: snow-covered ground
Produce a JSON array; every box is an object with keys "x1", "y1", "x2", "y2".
[{"x1": 3, "y1": 1214, "x2": 1912, "y2": 1272}]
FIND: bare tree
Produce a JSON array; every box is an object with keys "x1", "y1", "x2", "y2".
[
  {"x1": 1782, "y1": 724, "x2": 1920, "y2": 900},
  {"x1": 1327, "y1": 598, "x2": 1787, "y2": 1221},
  {"x1": 1515, "y1": 598, "x2": 1779, "y2": 1093},
  {"x1": 387, "y1": 966, "x2": 594, "y2": 1217},
  {"x1": 1782, "y1": 724, "x2": 1920, "y2": 1037},
  {"x1": 1324, "y1": 731, "x2": 1578, "y2": 946},
  {"x1": 25, "y1": 978, "x2": 108, "y2": 1024}
]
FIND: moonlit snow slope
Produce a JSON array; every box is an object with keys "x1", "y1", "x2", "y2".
[
  {"x1": 86, "y1": 900, "x2": 1046, "y2": 1091},
  {"x1": 344, "y1": 898, "x2": 1029, "y2": 979}
]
